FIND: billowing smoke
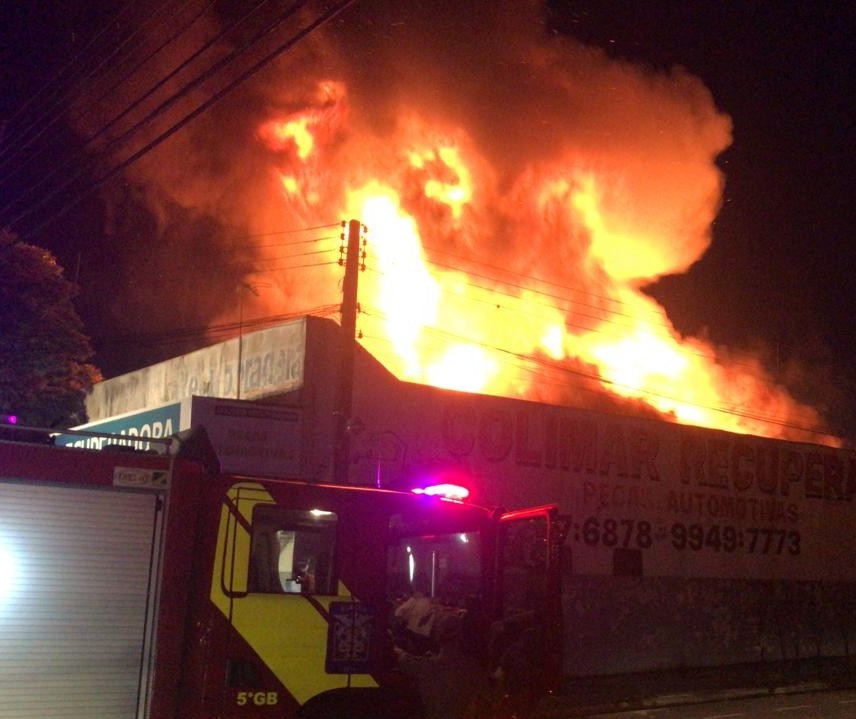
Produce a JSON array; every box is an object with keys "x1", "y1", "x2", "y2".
[{"x1": 71, "y1": 0, "x2": 834, "y2": 443}]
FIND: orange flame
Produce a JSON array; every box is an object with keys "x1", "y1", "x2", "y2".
[
  {"x1": 251, "y1": 80, "x2": 834, "y2": 446},
  {"x1": 107, "y1": 5, "x2": 832, "y2": 447}
]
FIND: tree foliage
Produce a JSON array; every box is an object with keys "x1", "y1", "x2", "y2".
[{"x1": 0, "y1": 228, "x2": 101, "y2": 427}]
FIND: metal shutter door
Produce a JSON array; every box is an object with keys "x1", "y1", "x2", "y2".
[{"x1": 0, "y1": 482, "x2": 160, "y2": 719}]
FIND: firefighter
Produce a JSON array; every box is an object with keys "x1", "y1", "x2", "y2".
[{"x1": 393, "y1": 572, "x2": 435, "y2": 655}]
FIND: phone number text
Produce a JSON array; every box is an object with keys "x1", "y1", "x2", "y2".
[{"x1": 570, "y1": 517, "x2": 801, "y2": 556}]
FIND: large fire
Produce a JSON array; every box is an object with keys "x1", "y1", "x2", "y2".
[
  {"x1": 249, "y1": 86, "x2": 832, "y2": 445},
  {"x1": 103, "y1": 1, "x2": 834, "y2": 445}
]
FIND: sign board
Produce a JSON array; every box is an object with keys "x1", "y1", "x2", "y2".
[
  {"x1": 113, "y1": 467, "x2": 170, "y2": 490},
  {"x1": 190, "y1": 397, "x2": 302, "y2": 476},
  {"x1": 62, "y1": 396, "x2": 303, "y2": 478},
  {"x1": 325, "y1": 601, "x2": 375, "y2": 674},
  {"x1": 56, "y1": 400, "x2": 186, "y2": 452},
  {"x1": 85, "y1": 317, "x2": 309, "y2": 420}
]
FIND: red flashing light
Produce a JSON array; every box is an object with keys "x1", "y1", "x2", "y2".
[
  {"x1": 1, "y1": 414, "x2": 17, "y2": 425},
  {"x1": 411, "y1": 483, "x2": 470, "y2": 501}
]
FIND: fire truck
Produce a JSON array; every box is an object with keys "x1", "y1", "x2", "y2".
[{"x1": 0, "y1": 428, "x2": 567, "y2": 719}]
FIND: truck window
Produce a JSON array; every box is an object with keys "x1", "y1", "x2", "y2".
[
  {"x1": 249, "y1": 505, "x2": 337, "y2": 595},
  {"x1": 500, "y1": 514, "x2": 548, "y2": 617},
  {"x1": 387, "y1": 517, "x2": 483, "y2": 655},
  {"x1": 387, "y1": 529, "x2": 482, "y2": 607},
  {"x1": 492, "y1": 513, "x2": 552, "y2": 709}
]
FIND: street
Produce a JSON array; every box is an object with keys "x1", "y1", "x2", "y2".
[{"x1": 579, "y1": 688, "x2": 856, "y2": 719}]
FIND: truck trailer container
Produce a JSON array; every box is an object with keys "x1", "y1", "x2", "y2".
[{"x1": 0, "y1": 429, "x2": 566, "y2": 719}]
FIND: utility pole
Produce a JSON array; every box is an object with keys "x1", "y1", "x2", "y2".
[
  {"x1": 334, "y1": 219, "x2": 364, "y2": 485},
  {"x1": 236, "y1": 282, "x2": 259, "y2": 400}
]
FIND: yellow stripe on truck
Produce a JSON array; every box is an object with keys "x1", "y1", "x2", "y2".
[{"x1": 210, "y1": 482, "x2": 377, "y2": 705}]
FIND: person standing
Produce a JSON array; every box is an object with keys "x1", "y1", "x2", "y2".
[{"x1": 393, "y1": 573, "x2": 435, "y2": 654}]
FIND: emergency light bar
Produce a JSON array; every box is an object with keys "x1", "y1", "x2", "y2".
[{"x1": 410, "y1": 483, "x2": 470, "y2": 501}]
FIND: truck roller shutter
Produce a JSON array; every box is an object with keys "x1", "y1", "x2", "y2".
[{"x1": 0, "y1": 482, "x2": 161, "y2": 719}]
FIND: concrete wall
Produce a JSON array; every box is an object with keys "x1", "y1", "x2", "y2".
[
  {"x1": 347, "y1": 370, "x2": 856, "y2": 583},
  {"x1": 86, "y1": 318, "x2": 308, "y2": 420}
]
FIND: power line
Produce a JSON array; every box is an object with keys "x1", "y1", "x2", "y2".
[
  {"x1": 248, "y1": 259, "x2": 341, "y2": 274},
  {"x1": 4, "y1": 0, "x2": 310, "y2": 226},
  {"x1": 361, "y1": 263, "x2": 630, "y2": 339},
  {"x1": 367, "y1": 243, "x2": 666, "y2": 341},
  {"x1": 65, "y1": 223, "x2": 340, "y2": 289},
  {"x1": 6, "y1": 0, "x2": 358, "y2": 239},
  {"x1": 0, "y1": 2, "x2": 145, "y2": 151},
  {"x1": 0, "y1": 0, "x2": 190, "y2": 178},
  {"x1": 220, "y1": 223, "x2": 342, "y2": 244},
  {"x1": 251, "y1": 245, "x2": 340, "y2": 263},
  {"x1": 356, "y1": 326, "x2": 616, "y2": 404},
  {"x1": 93, "y1": 303, "x2": 341, "y2": 352},
  {"x1": 246, "y1": 239, "x2": 341, "y2": 259},
  {"x1": 0, "y1": 0, "x2": 218, "y2": 183},
  {"x1": 420, "y1": 242, "x2": 666, "y2": 327},
  {"x1": 356, "y1": 305, "x2": 835, "y2": 440},
  {"x1": 361, "y1": 258, "x2": 768, "y2": 377}
]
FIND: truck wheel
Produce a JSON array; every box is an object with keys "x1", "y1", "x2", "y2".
[{"x1": 297, "y1": 686, "x2": 423, "y2": 719}]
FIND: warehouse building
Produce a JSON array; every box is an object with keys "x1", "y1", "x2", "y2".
[{"x1": 74, "y1": 315, "x2": 856, "y2": 676}]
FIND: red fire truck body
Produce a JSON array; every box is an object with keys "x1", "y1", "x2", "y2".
[{"x1": 0, "y1": 435, "x2": 565, "y2": 718}]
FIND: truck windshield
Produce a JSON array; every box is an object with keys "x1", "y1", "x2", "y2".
[
  {"x1": 387, "y1": 529, "x2": 482, "y2": 607},
  {"x1": 386, "y1": 518, "x2": 483, "y2": 656}
]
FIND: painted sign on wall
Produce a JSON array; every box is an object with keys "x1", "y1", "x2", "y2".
[
  {"x1": 86, "y1": 318, "x2": 308, "y2": 420},
  {"x1": 349, "y1": 379, "x2": 856, "y2": 582}
]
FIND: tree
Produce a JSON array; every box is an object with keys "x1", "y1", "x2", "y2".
[{"x1": 0, "y1": 228, "x2": 101, "y2": 428}]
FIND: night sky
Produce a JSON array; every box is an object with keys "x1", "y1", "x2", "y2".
[
  {"x1": 556, "y1": 2, "x2": 855, "y2": 429},
  {"x1": 1, "y1": 1, "x2": 854, "y2": 435}
]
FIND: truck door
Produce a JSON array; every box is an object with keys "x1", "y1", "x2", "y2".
[
  {"x1": 494, "y1": 505, "x2": 566, "y2": 711},
  {"x1": 208, "y1": 482, "x2": 379, "y2": 717}
]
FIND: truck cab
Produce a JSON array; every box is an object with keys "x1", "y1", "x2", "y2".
[
  {"x1": 185, "y1": 476, "x2": 567, "y2": 719},
  {"x1": 0, "y1": 433, "x2": 566, "y2": 719}
]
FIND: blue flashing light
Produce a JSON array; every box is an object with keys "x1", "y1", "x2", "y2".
[
  {"x1": 1, "y1": 415, "x2": 17, "y2": 425},
  {"x1": 411, "y1": 483, "x2": 470, "y2": 501}
]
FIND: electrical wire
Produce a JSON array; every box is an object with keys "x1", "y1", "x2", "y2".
[
  {"x1": 61, "y1": 216, "x2": 338, "y2": 280},
  {"x1": 4, "y1": 0, "x2": 310, "y2": 225},
  {"x1": 422, "y1": 241, "x2": 662, "y2": 324},
  {"x1": 4, "y1": 0, "x2": 274, "y2": 202},
  {"x1": 94, "y1": 303, "x2": 341, "y2": 351},
  {"x1": 355, "y1": 304, "x2": 836, "y2": 439},
  {"x1": 0, "y1": 0, "x2": 191, "y2": 178},
  {"x1": 0, "y1": 2, "x2": 145, "y2": 155},
  {"x1": 15, "y1": 0, "x2": 358, "y2": 240},
  {"x1": 251, "y1": 243, "x2": 340, "y2": 262},
  {"x1": 356, "y1": 326, "x2": 612, "y2": 402},
  {"x1": 220, "y1": 223, "x2": 342, "y2": 244},
  {"x1": 0, "y1": 0, "x2": 219, "y2": 184},
  {"x1": 361, "y1": 257, "x2": 771, "y2": 378},
  {"x1": 373, "y1": 243, "x2": 629, "y2": 322},
  {"x1": 361, "y1": 263, "x2": 633, "y2": 339},
  {"x1": 248, "y1": 259, "x2": 341, "y2": 274}
]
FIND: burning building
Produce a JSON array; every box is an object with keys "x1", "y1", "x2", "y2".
[
  {"x1": 69, "y1": 0, "x2": 835, "y2": 444},
  {"x1": 60, "y1": 0, "x2": 856, "y2": 678},
  {"x1": 76, "y1": 316, "x2": 856, "y2": 676}
]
